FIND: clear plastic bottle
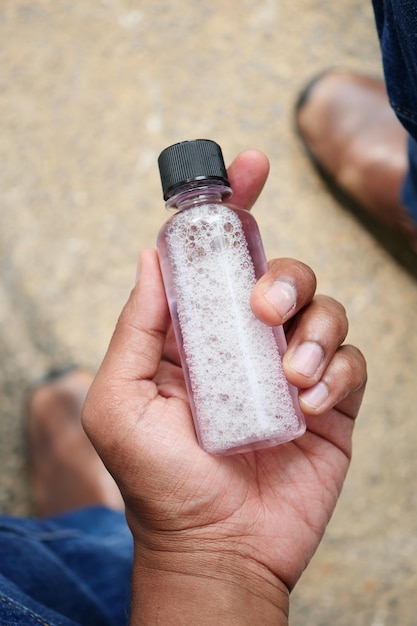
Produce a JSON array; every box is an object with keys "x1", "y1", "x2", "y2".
[{"x1": 157, "y1": 139, "x2": 305, "y2": 455}]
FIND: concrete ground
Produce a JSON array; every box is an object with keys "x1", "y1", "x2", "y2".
[{"x1": 1, "y1": 1, "x2": 417, "y2": 624}]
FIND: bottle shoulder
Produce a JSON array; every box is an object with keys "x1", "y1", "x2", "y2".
[{"x1": 159, "y1": 203, "x2": 258, "y2": 231}]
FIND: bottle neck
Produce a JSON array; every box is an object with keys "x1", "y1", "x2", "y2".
[{"x1": 165, "y1": 180, "x2": 232, "y2": 212}]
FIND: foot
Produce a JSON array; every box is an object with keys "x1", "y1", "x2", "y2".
[
  {"x1": 27, "y1": 368, "x2": 124, "y2": 517},
  {"x1": 295, "y1": 70, "x2": 417, "y2": 252}
]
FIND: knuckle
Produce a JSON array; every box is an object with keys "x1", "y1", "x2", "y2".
[
  {"x1": 266, "y1": 258, "x2": 317, "y2": 287},
  {"x1": 336, "y1": 345, "x2": 367, "y2": 388},
  {"x1": 315, "y1": 295, "x2": 349, "y2": 340},
  {"x1": 344, "y1": 345, "x2": 368, "y2": 385}
]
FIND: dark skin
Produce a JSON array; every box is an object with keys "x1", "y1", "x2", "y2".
[{"x1": 83, "y1": 150, "x2": 367, "y2": 625}]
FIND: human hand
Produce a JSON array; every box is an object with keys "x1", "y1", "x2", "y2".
[{"x1": 82, "y1": 151, "x2": 367, "y2": 625}]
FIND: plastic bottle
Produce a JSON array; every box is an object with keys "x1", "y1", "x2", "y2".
[{"x1": 157, "y1": 139, "x2": 305, "y2": 455}]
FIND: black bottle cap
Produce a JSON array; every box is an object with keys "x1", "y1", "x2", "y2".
[{"x1": 158, "y1": 139, "x2": 230, "y2": 200}]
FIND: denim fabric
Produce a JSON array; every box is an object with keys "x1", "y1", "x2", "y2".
[
  {"x1": 372, "y1": 0, "x2": 417, "y2": 222},
  {"x1": 373, "y1": 0, "x2": 417, "y2": 139},
  {"x1": 401, "y1": 137, "x2": 417, "y2": 224},
  {"x1": 0, "y1": 507, "x2": 133, "y2": 626}
]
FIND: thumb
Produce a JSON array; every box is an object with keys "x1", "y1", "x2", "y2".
[
  {"x1": 81, "y1": 248, "x2": 173, "y2": 493},
  {"x1": 99, "y1": 248, "x2": 170, "y2": 383}
]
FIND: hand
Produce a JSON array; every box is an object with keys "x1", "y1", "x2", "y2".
[{"x1": 82, "y1": 151, "x2": 367, "y2": 625}]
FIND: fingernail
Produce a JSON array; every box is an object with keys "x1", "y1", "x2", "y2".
[
  {"x1": 264, "y1": 280, "x2": 297, "y2": 319},
  {"x1": 289, "y1": 341, "x2": 324, "y2": 378},
  {"x1": 299, "y1": 381, "x2": 329, "y2": 410}
]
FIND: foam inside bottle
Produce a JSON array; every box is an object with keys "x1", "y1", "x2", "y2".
[{"x1": 163, "y1": 203, "x2": 305, "y2": 454}]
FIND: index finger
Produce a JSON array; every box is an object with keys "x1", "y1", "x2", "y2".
[{"x1": 227, "y1": 149, "x2": 270, "y2": 210}]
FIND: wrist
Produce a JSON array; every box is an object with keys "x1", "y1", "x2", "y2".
[{"x1": 130, "y1": 541, "x2": 289, "y2": 626}]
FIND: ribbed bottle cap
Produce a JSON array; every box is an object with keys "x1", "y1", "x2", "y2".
[{"x1": 158, "y1": 139, "x2": 229, "y2": 200}]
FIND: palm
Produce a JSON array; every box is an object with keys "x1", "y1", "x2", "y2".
[{"x1": 121, "y1": 342, "x2": 353, "y2": 591}]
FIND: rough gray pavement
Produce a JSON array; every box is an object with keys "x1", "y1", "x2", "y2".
[{"x1": 1, "y1": 2, "x2": 417, "y2": 624}]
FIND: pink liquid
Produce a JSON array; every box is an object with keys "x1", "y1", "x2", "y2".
[{"x1": 157, "y1": 202, "x2": 305, "y2": 455}]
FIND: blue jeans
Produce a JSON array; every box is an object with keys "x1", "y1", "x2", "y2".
[
  {"x1": 0, "y1": 507, "x2": 133, "y2": 625},
  {"x1": 372, "y1": 0, "x2": 417, "y2": 224}
]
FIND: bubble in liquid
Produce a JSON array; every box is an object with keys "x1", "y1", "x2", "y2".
[
  {"x1": 166, "y1": 203, "x2": 301, "y2": 453},
  {"x1": 210, "y1": 235, "x2": 230, "y2": 252}
]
